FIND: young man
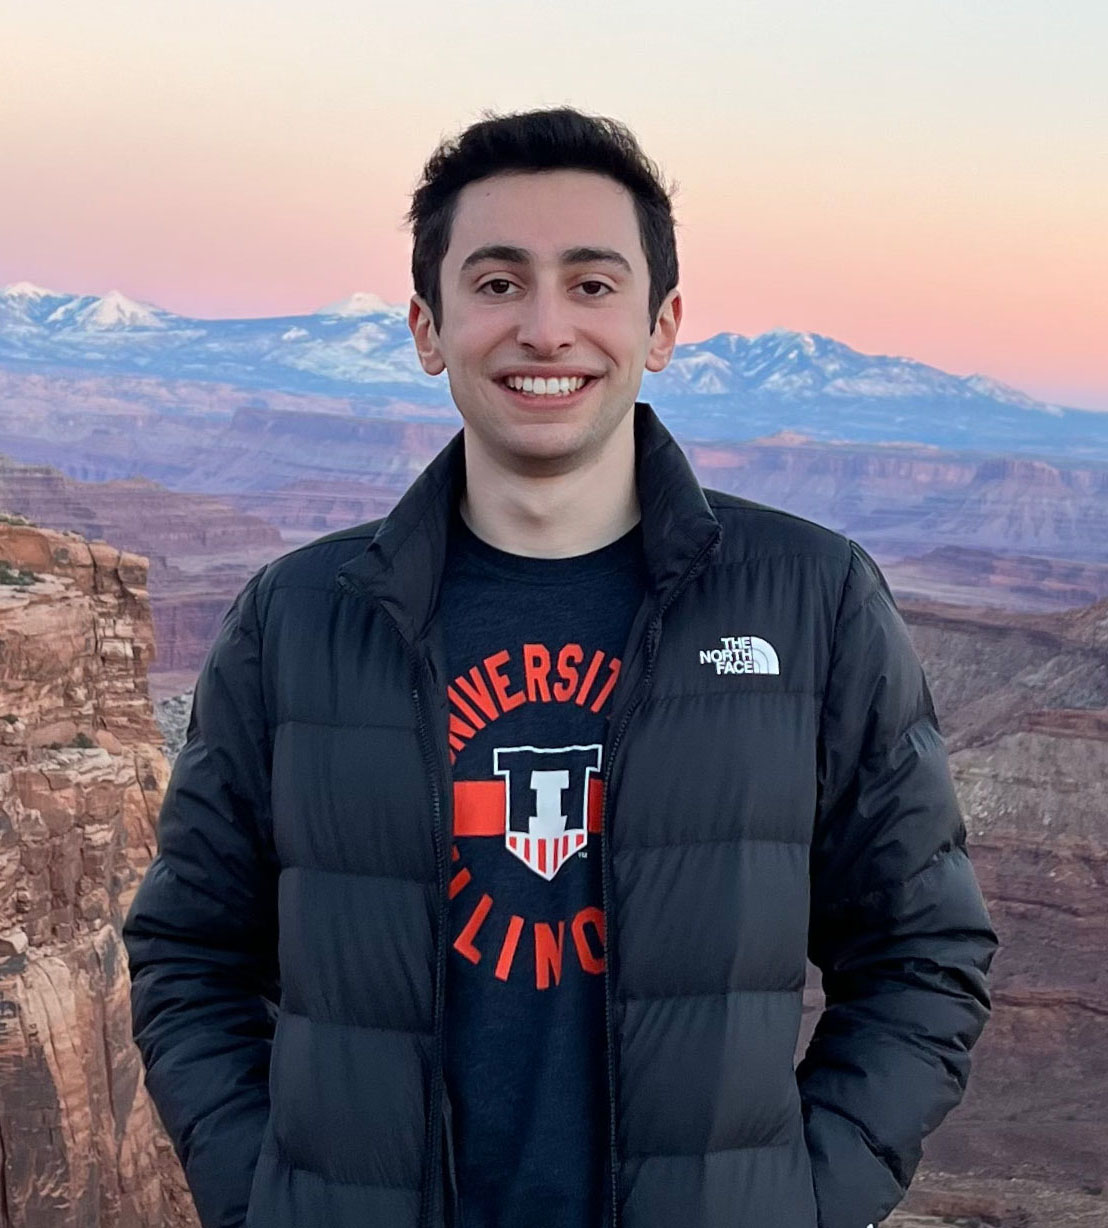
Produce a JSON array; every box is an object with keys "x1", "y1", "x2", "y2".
[{"x1": 123, "y1": 108, "x2": 997, "y2": 1228}]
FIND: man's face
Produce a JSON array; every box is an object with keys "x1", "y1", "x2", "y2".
[{"x1": 409, "y1": 169, "x2": 681, "y2": 477}]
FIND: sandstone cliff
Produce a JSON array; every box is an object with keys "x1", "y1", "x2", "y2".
[
  {"x1": 0, "y1": 454, "x2": 282, "y2": 561},
  {"x1": 0, "y1": 515, "x2": 197, "y2": 1227},
  {"x1": 0, "y1": 452, "x2": 283, "y2": 690}
]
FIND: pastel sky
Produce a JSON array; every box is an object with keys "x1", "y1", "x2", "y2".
[{"x1": 2, "y1": 0, "x2": 1105, "y2": 409}]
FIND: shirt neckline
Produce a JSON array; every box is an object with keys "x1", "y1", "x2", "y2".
[{"x1": 447, "y1": 510, "x2": 646, "y2": 587}]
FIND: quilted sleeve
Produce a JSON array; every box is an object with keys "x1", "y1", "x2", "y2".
[
  {"x1": 122, "y1": 566, "x2": 278, "y2": 1228},
  {"x1": 796, "y1": 541, "x2": 998, "y2": 1228}
]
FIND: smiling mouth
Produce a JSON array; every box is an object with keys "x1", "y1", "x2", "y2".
[{"x1": 496, "y1": 374, "x2": 599, "y2": 399}]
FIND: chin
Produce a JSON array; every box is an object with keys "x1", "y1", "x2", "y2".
[{"x1": 490, "y1": 423, "x2": 580, "y2": 458}]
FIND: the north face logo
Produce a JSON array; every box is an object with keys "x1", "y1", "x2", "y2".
[
  {"x1": 493, "y1": 744, "x2": 602, "y2": 881},
  {"x1": 698, "y1": 635, "x2": 780, "y2": 675}
]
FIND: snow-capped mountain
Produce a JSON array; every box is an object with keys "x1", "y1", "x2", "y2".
[
  {"x1": 2, "y1": 280, "x2": 62, "y2": 305},
  {"x1": 50, "y1": 289, "x2": 168, "y2": 331},
  {"x1": 316, "y1": 291, "x2": 407, "y2": 318},
  {"x1": 0, "y1": 281, "x2": 424, "y2": 388},
  {"x1": 0, "y1": 281, "x2": 1102, "y2": 457},
  {"x1": 2, "y1": 283, "x2": 171, "y2": 331},
  {"x1": 647, "y1": 328, "x2": 1062, "y2": 414}
]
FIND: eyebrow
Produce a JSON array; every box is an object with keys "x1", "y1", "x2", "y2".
[{"x1": 459, "y1": 244, "x2": 633, "y2": 275}]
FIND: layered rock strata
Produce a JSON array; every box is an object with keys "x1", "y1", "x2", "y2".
[
  {"x1": 0, "y1": 453, "x2": 283, "y2": 686},
  {"x1": 0, "y1": 517, "x2": 196, "y2": 1227}
]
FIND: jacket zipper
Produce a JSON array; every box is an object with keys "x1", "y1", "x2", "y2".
[
  {"x1": 599, "y1": 632, "x2": 650, "y2": 1228},
  {"x1": 340, "y1": 518, "x2": 721, "y2": 1228},
  {"x1": 599, "y1": 528, "x2": 720, "y2": 1228},
  {"x1": 337, "y1": 574, "x2": 452, "y2": 1228},
  {"x1": 411, "y1": 656, "x2": 451, "y2": 1228}
]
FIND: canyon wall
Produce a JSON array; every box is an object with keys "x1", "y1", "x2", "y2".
[
  {"x1": 686, "y1": 435, "x2": 1108, "y2": 564},
  {"x1": 0, "y1": 516, "x2": 197, "y2": 1227},
  {"x1": 0, "y1": 454, "x2": 282, "y2": 690},
  {"x1": 8, "y1": 419, "x2": 1108, "y2": 692}
]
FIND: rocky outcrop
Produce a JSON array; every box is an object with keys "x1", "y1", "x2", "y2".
[
  {"x1": 152, "y1": 692, "x2": 193, "y2": 763},
  {"x1": 0, "y1": 453, "x2": 284, "y2": 685},
  {"x1": 0, "y1": 455, "x2": 282, "y2": 559},
  {"x1": 0, "y1": 517, "x2": 197, "y2": 1227}
]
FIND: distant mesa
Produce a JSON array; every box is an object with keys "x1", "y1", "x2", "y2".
[
  {"x1": 748, "y1": 429, "x2": 814, "y2": 446},
  {"x1": 744, "y1": 429, "x2": 944, "y2": 451}
]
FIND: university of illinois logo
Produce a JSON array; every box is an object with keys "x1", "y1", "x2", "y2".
[{"x1": 493, "y1": 744, "x2": 602, "y2": 881}]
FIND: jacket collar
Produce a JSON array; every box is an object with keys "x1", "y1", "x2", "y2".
[{"x1": 336, "y1": 401, "x2": 721, "y2": 645}]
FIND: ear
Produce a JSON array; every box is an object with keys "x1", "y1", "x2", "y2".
[
  {"x1": 408, "y1": 294, "x2": 446, "y2": 376},
  {"x1": 644, "y1": 288, "x2": 683, "y2": 373}
]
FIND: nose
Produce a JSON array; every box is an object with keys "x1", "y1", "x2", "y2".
[{"x1": 514, "y1": 280, "x2": 574, "y2": 355}]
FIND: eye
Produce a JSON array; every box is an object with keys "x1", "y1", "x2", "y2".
[
  {"x1": 477, "y1": 278, "x2": 516, "y2": 295},
  {"x1": 578, "y1": 281, "x2": 613, "y2": 297}
]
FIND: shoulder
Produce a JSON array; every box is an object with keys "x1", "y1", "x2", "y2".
[
  {"x1": 704, "y1": 488, "x2": 893, "y2": 622},
  {"x1": 247, "y1": 519, "x2": 385, "y2": 617},
  {"x1": 704, "y1": 487, "x2": 853, "y2": 571}
]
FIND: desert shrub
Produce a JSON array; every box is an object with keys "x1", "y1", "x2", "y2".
[{"x1": 0, "y1": 560, "x2": 38, "y2": 586}]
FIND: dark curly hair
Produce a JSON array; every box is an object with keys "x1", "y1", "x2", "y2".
[{"x1": 405, "y1": 106, "x2": 679, "y2": 334}]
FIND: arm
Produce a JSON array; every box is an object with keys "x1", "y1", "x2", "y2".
[
  {"x1": 797, "y1": 542, "x2": 998, "y2": 1228},
  {"x1": 122, "y1": 566, "x2": 279, "y2": 1228}
]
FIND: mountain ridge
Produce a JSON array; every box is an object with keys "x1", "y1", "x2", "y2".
[{"x1": 3, "y1": 281, "x2": 1105, "y2": 459}]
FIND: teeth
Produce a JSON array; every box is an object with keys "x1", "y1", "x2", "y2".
[{"x1": 504, "y1": 375, "x2": 590, "y2": 396}]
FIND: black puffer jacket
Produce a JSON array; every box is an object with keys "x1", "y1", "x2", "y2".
[{"x1": 123, "y1": 402, "x2": 997, "y2": 1228}]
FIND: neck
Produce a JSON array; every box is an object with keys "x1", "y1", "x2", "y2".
[{"x1": 459, "y1": 419, "x2": 640, "y2": 558}]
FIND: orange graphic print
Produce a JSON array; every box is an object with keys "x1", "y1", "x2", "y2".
[
  {"x1": 447, "y1": 640, "x2": 620, "y2": 990},
  {"x1": 447, "y1": 641, "x2": 622, "y2": 763}
]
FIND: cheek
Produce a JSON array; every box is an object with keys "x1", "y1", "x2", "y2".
[
  {"x1": 436, "y1": 307, "x2": 492, "y2": 357},
  {"x1": 604, "y1": 322, "x2": 650, "y2": 371},
  {"x1": 451, "y1": 328, "x2": 506, "y2": 376}
]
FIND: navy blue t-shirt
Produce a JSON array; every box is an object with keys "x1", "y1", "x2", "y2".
[{"x1": 436, "y1": 508, "x2": 647, "y2": 1228}]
